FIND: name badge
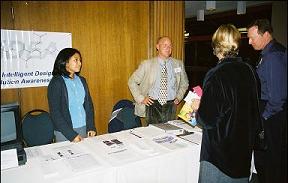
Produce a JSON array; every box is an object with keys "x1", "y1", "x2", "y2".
[{"x1": 174, "y1": 67, "x2": 182, "y2": 73}]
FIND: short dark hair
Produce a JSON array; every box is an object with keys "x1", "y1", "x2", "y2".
[
  {"x1": 52, "y1": 48, "x2": 82, "y2": 77},
  {"x1": 247, "y1": 19, "x2": 273, "y2": 35}
]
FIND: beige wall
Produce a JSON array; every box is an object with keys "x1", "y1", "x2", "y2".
[{"x1": 1, "y1": 1, "x2": 184, "y2": 134}]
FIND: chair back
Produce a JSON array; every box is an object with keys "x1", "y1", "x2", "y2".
[
  {"x1": 22, "y1": 109, "x2": 54, "y2": 147},
  {"x1": 108, "y1": 99, "x2": 141, "y2": 133}
]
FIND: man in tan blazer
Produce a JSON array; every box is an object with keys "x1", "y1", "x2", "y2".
[{"x1": 128, "y1": 36, "x2": 189, "y2": 124}]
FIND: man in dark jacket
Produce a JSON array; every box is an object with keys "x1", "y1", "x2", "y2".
[{"x1": 247, "y1": 19, "x2": 287, "y2": 183}]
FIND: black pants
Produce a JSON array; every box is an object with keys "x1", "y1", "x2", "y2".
[
  {"x1": 254, "y1": 101, "x2": 287, "y2": 183},
  {"x1": 145, "y1": 100, "x2": 176, "y2": 124}
]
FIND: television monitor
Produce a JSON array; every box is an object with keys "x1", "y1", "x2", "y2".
[{"x1": 1, "y1": 102, "x2": 23, "y2": 150}]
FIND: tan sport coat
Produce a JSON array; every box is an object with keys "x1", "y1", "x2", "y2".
[{"x1": 128, "y1": 57, "x2": 189, "y2": 117}]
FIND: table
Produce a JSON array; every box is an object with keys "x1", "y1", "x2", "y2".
[{"x1": 1, "y1": 125, "x2": 202, "y2": 183}]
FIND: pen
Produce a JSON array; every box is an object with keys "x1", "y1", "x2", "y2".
[{"x1": 129, "y1": 130, "x2": 142, "y2": 138}]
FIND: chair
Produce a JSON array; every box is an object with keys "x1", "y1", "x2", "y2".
[
  {"x1": 21, "y1": 109, "x2": 54, "y2": 147},
  {"x1": 108, "y1": 99, "x2": 141, "y2": 133}
]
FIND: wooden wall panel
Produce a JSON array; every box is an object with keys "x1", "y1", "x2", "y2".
[
  {"x1": 1, "y1": 1, "x2": 149, "y2": 134},
  {"x1": 1, "y1": 1, "x2": 20, "y2": 105},
  {"x1": 1, "y1": 1, "x2": 13, "y2": 28},
  {"x1": 149, "y1": 1, "x2": 184, "y2": 60},
  {"x1": 1, "y1": 1, "x2": 184, "y2": 134}
]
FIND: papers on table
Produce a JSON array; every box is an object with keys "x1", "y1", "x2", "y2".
[
  {"x1": 25, "y1": 147, "x2": 44, "y2": 159},
  {"x1": 152, "y1": 134, "x2": 188, "y2": 150},
  {"x1": 178, "y1": 132, "x2": 202, "y2": 145},
  {"x1": 129, "y1": 139, "x2": 160, "y2": 156},
  {"x1": 31, "y1": 142, "x2": 104, "y2": 177},
  {"x1": 168, "y1": 120, "x2": 202, "y2": 133},
  {"x1": 95, "y1": 134, "x2": 141, "y2": 163},
  {"x1": 149, "y1": 123, "x2": 184, "y2": 136},
  {"x1": 1, "y1": 148, "x2": 19, "y2": 170},
  {"x1": 2, "y1": 126, "x2": 202, "y2": 183},
  {"x1": 64, "y1": 153, "x2": 102, "y2": 172},
  {"x1": 40, "y1": 143, "x2": 83, "y2": 162},
  {"x1": 167, "y1": 120, "x2": 202, "y2": 145},
  {"x1": 98, "y1": 134, "x2": 127, "y2": 153},
  {"x1": 130, "y1": 126, "x2": 164, "y2": 139}
]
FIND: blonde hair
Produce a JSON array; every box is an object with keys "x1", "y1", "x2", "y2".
[{"x1": 211, "y1": 24, "x2": 241, "y2": 57}]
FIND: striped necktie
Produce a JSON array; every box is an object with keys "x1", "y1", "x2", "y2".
[{"x1": 158, "y1": 62, "x2": 168, "y2": 105}]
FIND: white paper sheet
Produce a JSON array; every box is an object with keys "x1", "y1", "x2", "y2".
[
  {"x1": 184, "y1": 91, "x2": 201, "y2": 103},
  {"x1": 64, "y1": 153, "x2": 102, "y2": 172},
  {"x1": 1, "y1": 149, "x2": 19, "y2": 170},
  {"x1": 131, "y1": 126, "x2": 164, "y2": 139},
  {"x1": 129, "y1": 139, "x2": 160, "y2": 156},
  {"x1": 168, "y1": 120, "x2": 199, "y2": 133},
  {"x1": 178, "y1": 133, "x2": 202, "y2": 145},
  {"x1": 25, "y1": 147, "x2": 44, "y2": 159}
]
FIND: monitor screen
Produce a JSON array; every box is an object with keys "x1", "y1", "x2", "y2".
[
  {"x1": 1, "y1": 102, "x2": 22, "y2": 147},
  {"x1": 1, "y1": 111, "x2": 17, "y2": 143}
]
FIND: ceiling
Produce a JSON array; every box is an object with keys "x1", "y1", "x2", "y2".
[
  {"x1": 185, "y1": 1, "x2": 273, "y2": 18},
  {"x1": 184, "y1": 3, "x2": 272, "y2": 37}
]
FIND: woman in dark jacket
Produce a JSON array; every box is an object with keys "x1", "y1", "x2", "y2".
[
  {"x1": 48, "y1": 48, "x2": 96, "y2": 142},
  {"x1": 191, "y1": 24, "x2": 260, "y2": 182}
]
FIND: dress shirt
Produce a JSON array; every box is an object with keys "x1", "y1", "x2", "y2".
[
  {"x1": 63, "y1": 75, "x2": 86, "y2": 128},
  {"x1": 256, "y1": 39, "x2": 287, "y2": 119},
  {"x1": 148, "y1": 57, "x2": 176, "y2": 101}
]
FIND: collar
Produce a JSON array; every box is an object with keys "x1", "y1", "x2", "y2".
[
  {"x1": 62, "y1": 74, "x2": 79, "y2": 81},
  {"x1": 217, "y1": 56, "x2": 242, "y2": 65},
  {"x1": 158, "y1": 56, "x2": 170, "y2": 65},
  {"x1": 261, "y1": 39, "x2": 275, "y2": 57}
]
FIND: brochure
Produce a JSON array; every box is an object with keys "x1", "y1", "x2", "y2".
[{"x1": 178, "y1": 85, "x2": 202, "y2": 123}]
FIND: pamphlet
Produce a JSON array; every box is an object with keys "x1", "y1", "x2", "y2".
[
  {"x1": 152, "y1": 134, "x2": 188, "y2": 150},
  {"x1": 178, "y1": 102, "x2": 194, "y2": 122},
  {"x1": 178, "y1": 85, "x2": 202, "y2": 124}
]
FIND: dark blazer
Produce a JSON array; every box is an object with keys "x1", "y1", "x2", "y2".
[
  {"x1": 47, "y1": 75, "x2": 96, "y2": 141},
  {"x1": 196, "y1": 57, "x2": 260, "y2": 178}
]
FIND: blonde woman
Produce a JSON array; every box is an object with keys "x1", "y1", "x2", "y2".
[{"x1": 191, "y1": 24, "x2": 261, "y2": 182}]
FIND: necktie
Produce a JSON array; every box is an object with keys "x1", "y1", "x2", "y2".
[{"x1": 158, "y1": 62, "x2": 168, "y2": 105}]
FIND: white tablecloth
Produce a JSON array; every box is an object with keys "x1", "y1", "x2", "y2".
[{"x1": 1, "y1": 125, "x2": 202, "y2": 183}]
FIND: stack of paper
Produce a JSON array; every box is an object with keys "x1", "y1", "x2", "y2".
[{"x1": 149, "y1": 123, "x2": 184, "y2": 136}]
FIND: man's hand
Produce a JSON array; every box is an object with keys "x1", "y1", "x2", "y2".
[{"x1": 141, "y1": 97, "x2": 154, "y2": 106}]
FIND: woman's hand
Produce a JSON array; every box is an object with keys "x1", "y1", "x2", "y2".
[
  {"x1": 191, "y1": 99, "x2": 201, "y2": 111},
  {"x1": 174, "y1": 98, "x2": 180, "y2": 105},
  {"x1": 72, "y1": 135, "x2": 83, "y2": 143},
  {"x1": 87, "y1": 130, "x2": 96, "y2": 137}
]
